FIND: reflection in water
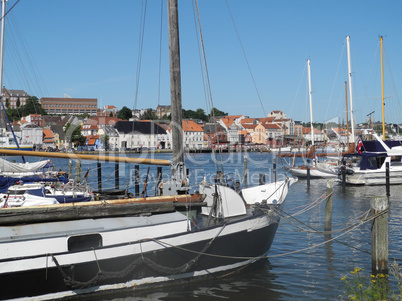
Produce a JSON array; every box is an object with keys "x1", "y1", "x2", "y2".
[{"x1": 101, "y1": 261, "x2": 283, "y2": 301}]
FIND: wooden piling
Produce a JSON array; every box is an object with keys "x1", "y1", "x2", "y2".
[
  {"x1": 68, "y1": 159, "x2": 72, "y2": 180},
  {"x1": 273, "y1": 157, "x2": 277, "y2": 182},
  {"x1": 306, "y1": 160, "x2": 310, "y2": 188},
  {"x1": 156, "y1": 166, "x2": 162, "y2": 195},
  {"x1": 371, "y1": 196, "x2": 388, "y2": 275},
  {"x1": 141, "y1": 166, "x2": 150, "y2": 197},
  {"x1": 243, "y1": 154, "x2": 248, "y2": 188},
  {"x1": 115, "y1": 163, "x2": 119, "y2": 190},
  {"x1": 259, "y1": 174, "x2": 266, "y2": 185},
  {"x1": 342, "y1": 159, "x2": 346, "y2": 186},
  {"x1": 97, "y1": 161, "x2": 102, "y2": 192},
  {"x1": 324, "y1": 180, "x2": 333, "y2": 231},
  {"x1": 135, "y1": 165, "x2": 140, "y2": 197},
  {"x1": 75, "y1": 160, "x2": 81, "y2": 183},
  {"x1": 385, "y1": 162, "x2": 390, "y2": 197}
]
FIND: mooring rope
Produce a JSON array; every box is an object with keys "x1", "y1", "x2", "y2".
[{"x1": 50, "y1": 222, "x2": 228, "y2": 289}]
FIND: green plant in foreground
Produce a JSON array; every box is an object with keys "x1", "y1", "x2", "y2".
[
  {"x1": 389, "y1": 261, "x2": 402, "y2": 300},
  {"x1": 341, "y1": 263, "x2": 396, "y2": 300}
]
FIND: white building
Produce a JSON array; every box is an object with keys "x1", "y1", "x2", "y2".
[
  {"x1": 113, "y1": 120, "x2": 168, "y2": 150},
  {"x1": 21, "y1": 123, "x2": 43, "y2": 145}
]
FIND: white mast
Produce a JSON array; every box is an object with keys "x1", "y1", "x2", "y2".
[
  {"x1": 0, "y1": 0, "x2": 6, "y2": 98},
  {"x1": 346, "y1": 36, "x2": 355, "y2": 142},
  {"x1": 307, "y1": 59, "x2": 314, "y2": 146}
]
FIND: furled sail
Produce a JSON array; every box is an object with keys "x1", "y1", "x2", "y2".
[{"x1": 0, "y1": 158, "x2": 50, "y2": 173}]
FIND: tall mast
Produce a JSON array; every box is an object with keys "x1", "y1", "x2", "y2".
[
  {"x1": 0, "y1": 0, "x2": 24, "y2": 162},
  {"x1": 307, "y1": 59, "x2": 314, "y2": 146},
  {"x1": 345, "y1": 81, "x2": 349, "y2": 147},
  {"x1": 346, "y1": 36, "x2": 355, "y2": 143},
  {"x1": 380, "y1": 36, "x2": 385, "y2": 140},
  {"x1": 167, "y1": 0, "x2": 184, "y2": 166},
  {"x1": 0, "y1": 0, "x2": 6, "y2": 98}
]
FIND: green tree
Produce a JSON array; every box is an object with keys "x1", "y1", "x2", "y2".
[
  {"x1": 5, "y1": 107, "x2": 20, "y2": 122},
  {"x1": 20, "y1": 96, "x2": 47, "y2": 116},
  {"x1": 101, "y1": 134, "x2": 109, "y2": 150},
  {"x1": 195, "y1": 108, "x2": 208, "y2": 121},
  {"x1": 161, "y1": 113, "x2": 171, "y2": 120},
  {"x1": 117, "y1": 106, "x2": 132, "y2": 120},
  {"x1": 182, "y1": 109, "x2": 196, "y2": 119},
  {"x1": 182, "y1": 108, "x2": 208, "y2": 122},
  {"x1": 209, "y1": 107, "x2": 228, "y2": 118},
  {"x1": 64, "y1": 123, "x2": 86, "y2": 147},
  {"x1": 141, "y1": 108, "x2": 157, "y2": 120}
]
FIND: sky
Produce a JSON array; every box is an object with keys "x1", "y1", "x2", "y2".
[{"x1": 2, "y1": 0, "x2": 402, "y2": 124}]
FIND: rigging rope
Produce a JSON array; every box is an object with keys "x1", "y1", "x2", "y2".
[
  {"x1": 193, "y1": 0, "x2": 224, "y2": 174},
  {"x1": 225, "y1": 0, "x2": 266, "y2": 117},
  {"x1": 0, "y1": 0, "x2": 20, "y2": 22},
  {"x1": 51, "y1": 223, "x2": 228, "y2": 289},
  {"x1": 133, "y1": 0, "x2": 148, "y2": 122},
  {"x1": 157, "y1": 0, "x2": 164, "y2": 107}
]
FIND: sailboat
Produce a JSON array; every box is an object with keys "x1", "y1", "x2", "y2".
[
  {"x1": 339, "y1": 36, "x2": 402, "y2": 185},
  {"x1": 282, "y1": 59, "x2": 337, "y2": 179},
  {"x1": 0, "y1": 1, "x2": 296, "y2": 299}
]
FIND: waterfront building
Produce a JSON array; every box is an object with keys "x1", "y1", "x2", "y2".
[
  {"x1": 113, "y1": 120, "x2": 168, "y2": 150},
  {"x1": 180, "y1": 119, "x2": 204, "y2": 150}
]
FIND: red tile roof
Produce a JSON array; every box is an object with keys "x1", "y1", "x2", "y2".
[
  {"x1": 43, "y1": 129, "x2": 54, "y2": 139},
  {"x1": 182, "y1": 120, "x2": 203, "y2": 132}
]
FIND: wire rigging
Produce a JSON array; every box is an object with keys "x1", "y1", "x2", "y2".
[
  {"x1": 7, "y1": 13, "x2": 48, "y2": 98},
  {"x1": 193, "y1": 0, "x2": 224, "y2": 173},
  {"x1": 225, "y1": 0, "x2": 266, "y2": 117},
  {"x1": 157, "y1": 0, "x2": 164, "y2": 107},
  {"x1": 133, "y1": 0, "x2": 148, "y2": 114},
  {"x1": 0, "y1": 0, "x2": 19, "y2": 22},
  {"x1": 324, "y1": 41, "x2": 346, "y2": 122},
  {"x1": 2, "y1": 2, "x2": 47, "y2": 116}
]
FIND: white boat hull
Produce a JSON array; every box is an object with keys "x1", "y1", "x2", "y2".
[
  {"x1": 344, "y1": 169, "x2": 402, "y2": 185},
  {"x1": 0, "y1": 208, "x2": 280, "y2": 300},
  {"x1": 285, "y1": 166, "x2": 337, "y2": 179}
]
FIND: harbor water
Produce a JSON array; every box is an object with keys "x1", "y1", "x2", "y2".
[{"x1": 16, "y1": 152, "x2": 402, "y2": 300}]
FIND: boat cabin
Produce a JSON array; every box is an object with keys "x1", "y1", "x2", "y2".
[{"x1": 342, "y1": 152, "x2": 402, "y2": 170}]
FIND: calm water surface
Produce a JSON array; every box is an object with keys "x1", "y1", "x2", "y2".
[{"x1": 19, "y1": 152, "x2": 402, "y2": 300}]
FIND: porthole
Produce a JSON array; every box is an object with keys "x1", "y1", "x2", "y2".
[{"x1": 68, "y1": 234, "x2": 102, "y2": 252}]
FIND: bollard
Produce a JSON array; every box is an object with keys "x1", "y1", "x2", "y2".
[
  {"x1": 324, "y1": 180, "x2": 333, "y2": 231},
  {"x1": 371, "y1": 196, "x2": 389, "y2": 275},
  {"x1": 385, "y1": 162, "x2": 390, "y2": 197}
]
